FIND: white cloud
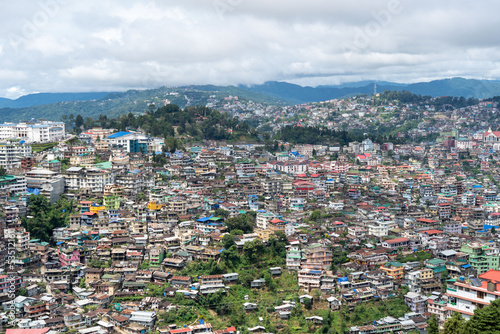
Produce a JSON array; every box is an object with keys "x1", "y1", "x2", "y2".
[
  {"x1": 4, "y1": 86, "x2": 29, "y2": 99},
  {"x1": 0, "y1": 0, "x2": 499, "y2": 97}
]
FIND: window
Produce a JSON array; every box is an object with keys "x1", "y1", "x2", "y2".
[{"x1": 478, "y1": 291, "x2": 485, "y2": 299}]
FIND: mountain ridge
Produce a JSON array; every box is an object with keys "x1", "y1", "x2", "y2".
[
  {"x1": 1, "y1": 77, "x2": 500, "y2": 122},
  {"x1": 0, "y1": 92, "x2": 116, "y2": 109}
]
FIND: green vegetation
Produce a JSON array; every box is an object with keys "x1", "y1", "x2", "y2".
[
  {"x1": 379, "y1": 90, "x2": 478, "y2": 108},
  {"x1": 158, "y1": 288, "x2": 410, "y2": 333},
  {"x1": 181, "y1": 232, "x2": 288, "y2": 279},
  {"x1": 68, "y1": 104, "x2": 261, "y2": 144},
  {"x1": 31, "y1": 142, "x2": 58, "y2": 152},
  {"x1": 21, "y1": 195, "x2": 74, "y2": 243},
  {"x1": 337, "y1": 298, "x2": 410, "y2": 330},
  {"x1": 427, "y1": 315, "x2": 439, "y2": 334},
  {"x1": 397, "y1": 251, "x2": 432, "y2": 263},
  {"x1": 443, "y1": 312, "x2": 466, "y2": 334},
  {"x1": 224, "y1": 212, "x2": 256, "y2": 233},
  {"x1": 113, "y1": 295, "x2": 144, "y2": 302},
  {"x1": 139, "y1": 260, "x2": 150, "y2": 270},
  {"x1": 275, "y1": 125, "x2": 415, "y2": 145},
  {"x1": 16, "y1": 287, "x2": 28, "y2": 296},
  {"x1": 88, "y1": 257, "x2": 112, "y2": 269}
]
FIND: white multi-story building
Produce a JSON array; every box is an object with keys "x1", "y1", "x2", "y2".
[
  {"x1": 329, "y1": 201, "x2": 344, "y2": 211},
  {"x1": 286, "y1": 247, "x2": 303, "y2": 270},
  {"x1": 0, "y1": 175, "x2": 27, "y2": 195},
  {"x1": 256, "y1": 212, "x2": 275, "y2": 230},
  {"x1": 368, "y1": 221, "x2": 390, "y2": 237},
  {"x1": 428, "y1": 299, "x2": 448, "y2": 322},
  {"x1": 4, "y1": 227, "x2": 30, "y2": 252},
  {"x1": 446, "y1": 270, "x2": 500, "y2": 320},
  {"x1": 456, "y1": 138, "x2": 473, "y2": 150},
  {"x1": 26, "y1": 168, "x2": 65, "y2": 203},
  {"x1": 106, "y1": 131, "x2": 164, "y2": 153},
  {"x1": 0, "y1": 121, "x2": 65, "y2": 143},
  {"x1": 298, "y1": 269, "x2": 323, "y2": 292},
  {"x1": 0, "y1": 142, "x2": 32, "y2": 169},
  {"x1": 64, "y1": 167, "x2": 115, "y2": 193},
  {"x1": 289, "y1": 197, "x2": 305, "y2": 211}
]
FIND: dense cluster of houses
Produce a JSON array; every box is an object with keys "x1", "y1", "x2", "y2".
[{"x1": 2, "y1": 114, "x2": 500, "y2": 334}]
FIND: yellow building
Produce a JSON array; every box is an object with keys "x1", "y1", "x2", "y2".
[
  {"x1": 147, "y1": 201, "x2": 164, "y2": 211},
  {"x1": 381, "y1": 261, "x2": 404, "y2": 279},
  {"x1": 419, "y1": 268, "x2": 434, "y2": 280},
  {"x1": 256, "y1": 228, "x2": 273, "y2": 242},
  {"x1": 90, "y1": 204, "x2": 105, "y2": 214}
]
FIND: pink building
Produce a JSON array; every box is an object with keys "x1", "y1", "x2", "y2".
[{"x1": 59, "y1": 249, "x2": 81, "y2": 267}]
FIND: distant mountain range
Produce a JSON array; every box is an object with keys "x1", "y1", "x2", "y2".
[
  {"x1": 0, "y1": 92, "x2": 114, "y2": 109},
  {"x1": 1, "y1": 77, "x2": 500, "y2": 122},
  {"x1": 243, "y1": 77, "x2": 500, "y2": 104}
]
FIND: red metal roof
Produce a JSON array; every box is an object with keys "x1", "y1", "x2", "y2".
[
  {"x1": 384, "y1": 237, "x2": 409, "y2": 244},
  {"x1": 6, "y1": 329, "x2": 50, "y2": 334},
  {"x1": 420, "y1": 229, "x2": 443, "y2": 235}
]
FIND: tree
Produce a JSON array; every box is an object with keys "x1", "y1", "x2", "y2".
[
  {"x1": 443, "y1": 312, "x2": 465, "y2": 334},
  {"x1": 139, "y1": 260, "x2": 150, "y2": 270},
  {"x1": 75, "y1": 114, "x2": 84, "y2": 130},
  {"x1": 462, "y1": 299, "x2": 500, "y2": 333},
  {"x1": 146, "y1": 283, "x2": 164, "y2": 297},
  {"x1": 221, "y1": 245, "x2": 240, "y2": 269},
  {"x1": 222, "y1": 234, "x2": 235, "y2": 249},
  {"x1": 137, "y1": 192, "x2": 147, "y2": 202},
  {"x1": 441, "y1": 269, "x2": 449, "y2": 282},
  {"x1": 0, "y1": 165, "x2": 6, "y2": 177},
  {"x1": 303, "y1": 296, "x2": 312, "y2": 310},
  {"x1": 21, "y1": 195, "x2": 73, "y2": 243},
  {"x1": 427, "y1": 315, "x2": 439, "y2": 334},
  {"x1": 224, "y1": 212, "x2": 256, "y2": 233},
  {"x1": 310, "y1": 209, "x2": 321, "y2": 221},
  {"x1": 492, "y1": 226, "x2": 496, "y2": 234},
  {"x1": 16, "y1": 287, "x2": 28, "y2": 296},
  {"x1": 242, "y1": 239, "x2": 264, "y2": 263},
  {"x1": 214, "y1": 208, "x2": 229, "y2": 218}
]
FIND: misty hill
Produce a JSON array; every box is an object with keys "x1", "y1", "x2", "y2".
[
  {"x1": 245, "y1": 78, "x2": 500, "y2": 104},
  {"x1": 243, "y1": 81, "x2": 403, "y2": 104},
  {"x1": 0, "y1": 86, "x2": 284, "y2": 123},
  {"x1": 2, "y1": 77, "x2": 500, "y2": 122},
  {"x1": 0, "y1": 92, "x2": 115, "y2": 109}
]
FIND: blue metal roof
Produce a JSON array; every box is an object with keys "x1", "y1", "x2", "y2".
[
  {"x1": 197, "y1": 215, "x2": 213, "y2": 222},
  {"x1": 107, "y1": 131, "x2": 131, "y2": 139}
]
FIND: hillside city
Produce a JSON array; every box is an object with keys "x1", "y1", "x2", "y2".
[{"x1": 2, "y1": 92, "x2": 500, "y2": 334}]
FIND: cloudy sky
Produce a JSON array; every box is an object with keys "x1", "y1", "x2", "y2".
[{"x1": 0, "y1": 0, "x2": 498, "y2": 98}]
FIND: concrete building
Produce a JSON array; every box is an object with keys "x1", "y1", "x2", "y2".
[
  {"x1": 0, "y1": 141, "x2": 32, "y2": 169},
  {"x1": 446, "y1": 270, "x2": 500, "y2": 319},
  {"x1": 26, "y1": 168, "x2": 65, "y2": 203},
  {"x1": 0, "y1": 121, "x2": 65, "y2": 143}
]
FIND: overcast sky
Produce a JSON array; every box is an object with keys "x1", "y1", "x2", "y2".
[{"x1": 0, "y1": 0, "x2": 499, "y2": 98}]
